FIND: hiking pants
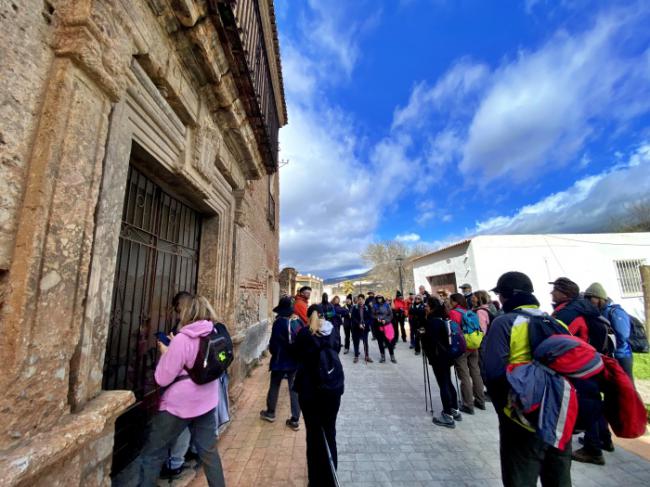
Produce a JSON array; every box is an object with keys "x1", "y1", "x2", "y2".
[
  {"x1": 617, "y1": 355, "x2": 634, "y2": 381},
  {"x1": 375, "y1": 324, "x2": 394, "y2": 356},
  {"x1": 342, "y1": 320, "x2": 351, "y2": 351},
  {"x1": 431, "y1": 362, "x2": 458, "y2": 414},
  {"x1": 299, "y1": 393, "x2": 341, "y2": 487},
  {"x1": 393, "y1": 312, "x2": 406, "y2": 344},
  {"x1": 352, "y1": 326, "x2": 370, "y2": 357},
  {"x1": 499, "y1": 416, "x2": 572, "y2": 487},
  {"x1": 138, "y1": 409, "x2": 225, "y2": 487},
  {"x1": 573, "y1": 377, "x2": 610, "y2": 455},
  {"x1": 266, "y1": 370, "x2": 301, "y2": 420},
  {"x1": 454, "y1": 350, "x2": 485, "y2": 408}
]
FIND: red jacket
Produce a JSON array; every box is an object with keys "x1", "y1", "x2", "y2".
[
  {"x1": 553, "y1": 301, "x2": 589, "y2": 342},
  {"x1": 294, "y1": 294, "x2": 309, "y2": 324},
  {"x1": 449, "y1": 306, "x2": 466, "y2": 326},
  {"x1": 392, "y1": 298, "x2": 409, "y2": 317}
]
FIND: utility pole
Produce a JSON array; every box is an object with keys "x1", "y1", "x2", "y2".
[
  {"x1": 396, "y1": 256, "x2": 404, "y2": 295},
  {"x1": 641, "y1": 265, "x2": 650, "y2": 339}
]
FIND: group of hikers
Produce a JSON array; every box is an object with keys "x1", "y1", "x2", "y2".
[
  {"x1": 260, "y1": 272, "x2": 646, "y2": 486},
  {"x1": 137, "y1": 270, "x2": 646, "y2": 487}
]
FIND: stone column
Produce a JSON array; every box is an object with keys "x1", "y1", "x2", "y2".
[{"x1": 641, "y1": 265, "x2": 650, "y2": 334}]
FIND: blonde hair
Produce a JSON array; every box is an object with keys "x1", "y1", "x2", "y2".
[
  {"x1": 308, "y1": 310, "x2": 323, "y2": 335},
  {"x1": 179, "y1": 295, "x2": 218, "y2": 326}
]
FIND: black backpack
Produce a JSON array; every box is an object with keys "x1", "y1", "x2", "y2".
[
  {"x1": 317, "y1": 335, "x2": 344, "y2": 394},
  {"x1": 629, "y1": 316, "x2": 649, "y2": 353},
  {"x1": 186, "y1": 322, "x2": 234, "y2": 384},
  {"x1": 584, "y1": 314, "x2": 616, "y2": 356}
]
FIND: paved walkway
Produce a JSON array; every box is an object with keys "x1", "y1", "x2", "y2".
[{"x1": 189, "y1": 336, "x2": 650, "y2": 486}]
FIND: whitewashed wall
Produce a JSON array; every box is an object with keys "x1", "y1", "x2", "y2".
[{"x1": 413, "y1": 233, "x2": 650, "y2": 321}]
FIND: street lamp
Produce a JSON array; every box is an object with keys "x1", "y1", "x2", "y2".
[{"x1": 396, "y1": 256, "x2": 404, "y2": 295}]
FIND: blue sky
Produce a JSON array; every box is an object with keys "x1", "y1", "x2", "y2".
[{"x1": 276, "y1": 0, "x2": 650, "y2": 278}]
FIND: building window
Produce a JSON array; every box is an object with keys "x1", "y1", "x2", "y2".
[
  {"x1": 267, "y1": 174, "x2": 276, "y2": 230},
  {"x1": 614, "y1": 259, "x2": 645, "y2": 297}
]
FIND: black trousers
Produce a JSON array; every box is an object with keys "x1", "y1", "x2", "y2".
[
  {"x1": 499, "y1": 416, "x2": 572, "y2": 487},
  {"x1": 375, "y1": 324, "x2": 394, "y2": 356},
  {"x1": 392, "y1": 312, "x2": 406, "y2": 344},
  {"x1": 431, "y1": 361, "x2": 458, "y2": 414},
  {"x1": 299, "y1": 393, "x2": 341, "y2": 487},
  {"x1": 342, "y1": 321, "x2": 351, "y2": 351},
  {"x1": 351, "y1": 325, "x2": 369, "y2": 357}
]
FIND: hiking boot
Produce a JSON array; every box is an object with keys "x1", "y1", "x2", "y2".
[
  {"x1": 259, "y1": 410, "x2": 276, "y2": 422},
  {"x1": 414, "y1": 351, "x2": 421, "y2": 356},
  {"x1": 286, "y1": 418, "x2": 300, "y2": 431},
  {"x1": 409, "y1": 344, "x2": 415, "y2": 349},
  {"x1": 344, "y1": 348, "x2": 350, "y2": 354},
  {"x1": 390, "y1": 355, "x2": 397, "y2": 363},
  {"x1": 572, "y1": 447, "x2": 605, "y2": 466},
  {"x1": 474, "y1": 400, "x2": 486, "y2": 410},
  {"x1": 579, "y1": 436, "x2": 615, "y2": 452},
  {"x1": 451, "y1": 409, "x2": 463, "y2": 421},
  {"x1": 402, "y1": 337, "x2": 407, "y2": 343},
  {"x1": 460, "y1": 405, "x2": 475, "y2": 415},
  {"x1": 353, "y1": 356, "x2": 359, "y2": 363},
  {"x1": 160, "y1": 464, "x2": 186, "y2": 479},
  {"x1": 432, "y1": 413, "x2": 456, "y2": 429},
  {"x1": 379, "y1": 355, "x2": 386, "y2": 363},
  {"x1": 365, "y1": 356, "x2": 374, "y2": 363}
]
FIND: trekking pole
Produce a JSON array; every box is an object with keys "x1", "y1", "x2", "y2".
[
  {"x1": 322, "y1": 427, "x2": 341, "y2": 487},
  {"x1": 453, "y1": 366, "x2": 462, "y2": 407},
  {"x1": 425, "y1": 355, "x2": 433, "y2": 415},
  {"x1": 421, "y1": 349, "x2": 429, "y2": 412}
]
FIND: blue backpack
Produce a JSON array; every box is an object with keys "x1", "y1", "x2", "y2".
[
  {"x1": 457, "y1": 308, "x2": 484, "y2": 350},
  {"x1": 446, "y1": 319, "x2": 467, "y2": 359}
]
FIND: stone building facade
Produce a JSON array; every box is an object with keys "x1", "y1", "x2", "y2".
[{"x1": 0, "y1": 1, "x2": 285, "y2": 485}]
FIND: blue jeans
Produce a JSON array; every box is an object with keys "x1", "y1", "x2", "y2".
[
  {"x1": 138, "y1": 409, "x2": 225, "y2": 486},
  {"x1": 168, "y1": 427, "x2": 191, "y2": 470}
]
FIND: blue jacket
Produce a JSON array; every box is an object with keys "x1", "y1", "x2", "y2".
[
  {"x1": 268, "y1": 316, "x2": 299, "y2": 372},
  {"x1": 330, "y1": 303, "x2": 347, "y2": 328},
  {"x1": 372, "y1": 302, "x2": 393, "y2": 325},
  {"x1": 604, "y1": 302, "x2": 632, "y2": 359}
]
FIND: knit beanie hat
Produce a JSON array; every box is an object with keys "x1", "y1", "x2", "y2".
[{"x1": 584, "y1": 282, "x2": 607, "y2": 301}]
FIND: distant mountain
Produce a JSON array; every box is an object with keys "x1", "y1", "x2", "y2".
[{"x1": 323, "y1": 270, "x2": 371, "y2": 285}]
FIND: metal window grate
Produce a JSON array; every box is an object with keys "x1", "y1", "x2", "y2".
[{"x1": 614, "y1": 259, "x2": 645, "y2": 297}]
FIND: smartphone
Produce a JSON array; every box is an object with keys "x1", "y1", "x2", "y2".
[{"x1": 155, "y1": 331, "x2": 170, "y2": 346}]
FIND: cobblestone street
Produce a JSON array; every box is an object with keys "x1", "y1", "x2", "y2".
[{"x1": 189, "y1": 334, "x2": 650, "y2": 487}]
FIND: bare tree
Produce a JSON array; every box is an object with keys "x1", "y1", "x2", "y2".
[
  {"x1": 362, "y1": 241, "x2": 431, "y2": 296},
  {"x1": 615, "y1": 200, "x2": 650, "y2": 232}
]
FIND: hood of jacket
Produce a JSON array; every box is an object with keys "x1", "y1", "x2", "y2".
[
  {"x1": 560, "y1": 297, "x2": 600, "y2": 318},
  {"x1": 317, "y1": 319, "x2": 334, "y2": 336},
  {"x1": 179, "y1": 320, "x2": 214, "y2": 338}
]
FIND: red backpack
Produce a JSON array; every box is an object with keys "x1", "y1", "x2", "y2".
[{"x1": 601, "y1": 355, "x2": 647, "y2": 438}]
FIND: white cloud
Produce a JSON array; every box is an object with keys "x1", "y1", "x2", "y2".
[
  {"x1": 396, "y1": 233, "x2": 421, "y2": 242},
  {"x1": 474, "y1": 143, "x2": 650, "y2": 235},
  {"x1": 460, "y1": 9, "x2": 650, "y2": 182}
]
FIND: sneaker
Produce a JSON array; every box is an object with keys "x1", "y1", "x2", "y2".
[
  {"x1": 474, "y1": 400, "x2": 486, "y2": 410},
  {"x1": 160, "y1": 464, "x2": 185, "y2": 479},
  {"x1": 286, "y1": 418, "x2": 300, "y2": 431},
  {"x1": 344, "y1": 348, "x2": 350, "y2": 355},
  {"x1": 379, "y1": 355, "x2": 386, "y2": 363},
  {"x1": 365, "y1": 356, "x2": 374, "y2": 363},
  {"x1": 572, "y1": 447, "x2": 605, "y2": 466},
  {"x1": 259, "y1": 410, "x2": 276, "y2": 422},
  {"x1": 451, "y1": 409, "x2": 463, "y2": 422},
  {"x1": 390, "y1": 355, "x2": 397, "y2": 363},
  {"x1": 409, "y1": 344, "x2": 415, "y2": 349},
  {"x1": 402, "y1": 337, "x2": 407, "y2": 343},
  {"x1": 460, "y1": 405, "x2": 475, "y2": 415},
  {"x1": 578, "y1": 436, "x2": 615, "y2": 453},
  {"x1": 432, "y1": 413, "x2": 456, "y2": 429},
  {"x1": 414, "y1": 351, "x2": 421, "y2": 356},
  {"x1": 353, "y1": 356, "x2": 359, "y2": 363}
]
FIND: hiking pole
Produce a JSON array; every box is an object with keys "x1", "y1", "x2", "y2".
[
  {"x1": 421, "y1": 348, "x2": 429, "y2": 412},
  {"x1": 453, "y1": 366, "x2": 463, "y2": 407},
  {"x1": 322, "y1": 427, "x2": 341, "y2": 487},
  {"x1": 425, "y1": 354, "x2": 433, "y2": 415}
]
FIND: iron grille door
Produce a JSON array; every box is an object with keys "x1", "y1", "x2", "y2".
[{"x1": 104, "y1": 165, "x2": 202, "y2": 474}]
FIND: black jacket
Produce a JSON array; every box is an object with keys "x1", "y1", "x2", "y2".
[
  {"x1": 420, "y1": 316, "x2": 452, "y2": 367},
  {"x1": 350, "y1": 303, "x2": 372, "y2": 329},
  {"x1": 293, "y1": 325, "x2": 343, "y2": 400}
]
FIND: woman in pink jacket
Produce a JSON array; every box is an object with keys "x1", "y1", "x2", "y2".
[{"x1": 138, "y1": 296, "x2": 226, "y2": 487}]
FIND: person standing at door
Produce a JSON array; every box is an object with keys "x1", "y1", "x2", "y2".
[{"x1": 137, "y1": 296, "x2": 226, "y2": 487}]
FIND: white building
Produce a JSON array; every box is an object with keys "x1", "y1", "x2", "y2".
[{"x1": 412, "y1": 233, "x2": 650, "y2": 320}]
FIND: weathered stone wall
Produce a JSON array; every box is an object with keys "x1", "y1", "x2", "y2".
[
  {"x1": 279, "y1": 267, "x2": 298, "y2": 296},
  {"x1": 0, "y1": 0, "x2": 284, "y2": 484}
]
